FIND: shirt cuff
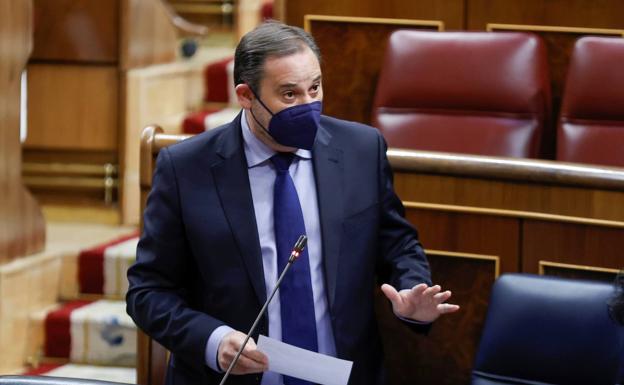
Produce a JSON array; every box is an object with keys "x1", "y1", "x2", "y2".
[
  {"x1": 397, "y1": 315, "x2": 432, "y2": 325},
  {"x1": 205, "y1": 325, "x2": 235, "y2": 372}
]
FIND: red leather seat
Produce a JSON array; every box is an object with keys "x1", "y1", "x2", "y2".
[
  {"x1": 372, "y1": 31, "x2": 551, "y2": 158},
  {"x1": 557, "y1": 37, "x2": 624, "y2": 167}
]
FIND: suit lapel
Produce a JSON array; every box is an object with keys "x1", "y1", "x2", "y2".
[
  {"x1": 313, "y1": 125, "x2": 343, "y2": 310},
  {"x1": 211, "y1": 115, "x2": 266, "y2": 305}
]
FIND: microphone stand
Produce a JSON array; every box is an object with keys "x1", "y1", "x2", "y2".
[{"x1": 218, "y1": 235, "x2": 308, "y2": 385}]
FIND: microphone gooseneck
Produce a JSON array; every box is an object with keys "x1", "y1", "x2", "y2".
[{"x1": 218, "y1": 235, "x2": 308, "y2": 385}]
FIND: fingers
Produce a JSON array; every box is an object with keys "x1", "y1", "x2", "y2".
[
  {"x1": 437, "y1": 303, "x2": 460, "y2": 314},
  {"x1": 218, "y1": 331, "x2": 268, "y2": 375},
  {"x1": 410, "y1": 283, "x2": 428, "y2": 296},
  {"x1": 233, "y1": 353, "x2": 267, "y2": 374},
  {"x1": 433, "y1": 290, "x2": 452, "y2": 303},
  {"x1": 430, "y1": 288, "x2": 459, "y2": 314},
  {"x1": 412, "y1": 284, "x2": 460, "y2": 313},
  {"x1": 381, "y1": 283, "x2": 403, "y2": 306},
  {"x1": 242, "y1": 340, "x2": 268, "y2": 366},
  {"x1": 423, "y1": 285, "x2": 441, "y2": 297},
  {"x1": 385, "y1": 282, "x2": 461, "y2": 321}
]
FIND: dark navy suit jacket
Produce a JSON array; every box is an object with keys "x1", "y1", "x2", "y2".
[{"x1": 126, "y1": 113, "x2": 432, "y2": 385}]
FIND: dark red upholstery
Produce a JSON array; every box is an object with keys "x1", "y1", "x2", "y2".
[
  {"x1": 372, "y1": 31, "x2": 551, "y2": 158},
  {"x1": 261, "y1": 1, "x2": 273, "y2": 20},
  {"x1": 203, "y1": 56, "x2": 233, "y2": 104},
  {"x1": 557, "y1": 37, "x2": 624, "y2": 167},
  {"x1": 182, "y1": 108, "x2": 220, "y2": 134}
]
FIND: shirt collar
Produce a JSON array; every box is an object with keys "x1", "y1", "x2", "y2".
[{"x1": 241, "y1": 109, "x2": 312, "y2": 169}]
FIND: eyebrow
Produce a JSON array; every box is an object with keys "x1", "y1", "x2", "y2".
[{"x1": 277, "y1": 75, "x2": 323, "y2": 90}]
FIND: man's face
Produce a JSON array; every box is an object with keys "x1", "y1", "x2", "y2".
[{"x1": 243, "y1": 45, "x2": 323, "y2": 151}]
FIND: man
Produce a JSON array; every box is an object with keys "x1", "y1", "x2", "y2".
[{"x1": 127, "y1": 21, "x2": 459, "y2": 385}]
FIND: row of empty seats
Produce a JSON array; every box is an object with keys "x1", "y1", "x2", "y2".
[
  {"x1": 185, "y1": 32, "x2": 624, "y2": 169},
  {"x1": 373, "y1": 32, "x2": 624, "y2": 167}
]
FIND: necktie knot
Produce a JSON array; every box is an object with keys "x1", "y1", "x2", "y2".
[{"x1": 271, "y1": 152, "x2": 295, "y2": 173}]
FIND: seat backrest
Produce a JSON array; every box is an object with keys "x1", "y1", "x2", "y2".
[
  {"x1": 557, "y1": 36, "x2": 624, "y2": 167},
  {"x1": 372, "y1": 31, "x2": 551, "y2": 158},
  {"x1": 137, "y1": 126, "x2": 191, "y2": 385},
  {"x1": 472, "y1": 273, "x2": 623, "y2": 385}
]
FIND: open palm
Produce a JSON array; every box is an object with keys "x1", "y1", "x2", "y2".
[{"x1": 381, "y1": 283, "x2": 460, "y2": 323}]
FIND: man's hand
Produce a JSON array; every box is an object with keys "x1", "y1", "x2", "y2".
[
  {"x1": 217, "y1": 330, "x2": 268, "y2": 375},
  {"x1": 381, "y1": 283, "x2": 460, "y2": 323}
]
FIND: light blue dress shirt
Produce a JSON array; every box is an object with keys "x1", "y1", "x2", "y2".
[{"x1": 205, "y1": 110, "x2": 336, "y2": 384}]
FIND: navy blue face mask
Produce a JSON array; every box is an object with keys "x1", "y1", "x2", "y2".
[{"x1": 249, "y1": 89, "x2": 321, "y2": 150}]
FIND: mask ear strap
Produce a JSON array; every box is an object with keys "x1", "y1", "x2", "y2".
[
  {"x1": 249, "y1": 86, "x2": 274, "y2": 116},
  {"x1": 249, "y1": 106, "x2": 271, "y2": 135},
  {"x1": 247, "y1": 85, "x2": 273, "y2": 135}
]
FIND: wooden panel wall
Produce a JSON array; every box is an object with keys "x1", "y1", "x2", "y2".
[
  {"x1": 376, "y1": 250, "x2": 498, "y2": 385},
  {"x1": 466, "y1": 0, "x2": 624, "y2": 30},
  {"x1": 279, "y1": 0, "x2": 465, "y2": 30},
  {"x1": 407, "y1": 209, "x2": 519, "y2": 273},
  {"x1": 539, "y1": 261, "x2": 619, "y2": 283},
  {"x1": 120, "y1": 0, "x2": 178, "y2": 70},
  {"x1": 25, "y1": 65, "x2": 119, "y2": 151},
  {"x1": 522, "y1": 220, "x2": 624, "y2": 274},
  {"x1": 283, "y1": 0, "x2": 624, "y2": 34},
  {"x1": 32, "y1": 0, "x2": 120, "y2": 63},
  {"x1": 394, "y1": 173, "x2": 624, "y2": 222},
  {"x1": 305, "y1": 16, "x2": 442, "y2": 125},
  {"x1": 0, "y1": 0, "x2": 45, "y2": 262},
  {"x1": 31, "y1": 0, "x2": 179, "y2": 68}
]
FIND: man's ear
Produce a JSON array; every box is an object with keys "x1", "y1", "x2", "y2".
[{"x1": 235, "y1": 84, "x2": 253, "y2": 109}]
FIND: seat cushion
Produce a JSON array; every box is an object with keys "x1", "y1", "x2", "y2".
[
  {"x1": 376, "y1": 111, "x2": 539, "y2": 156},
  {"x1": 558, "y1": 122, "x2": 624, "y2": 166}
]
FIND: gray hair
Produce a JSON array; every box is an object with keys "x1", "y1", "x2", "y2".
[{"x1": 234, "y1": 20, "x2": 321, "y2": 93}]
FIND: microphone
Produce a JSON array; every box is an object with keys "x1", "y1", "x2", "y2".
[{"x1": 218, "y1": 234, "x2": 308, "y2": 385}]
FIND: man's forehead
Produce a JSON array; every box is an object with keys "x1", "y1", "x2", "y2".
[{"x1": 262, "y1": 49, "x2": 321, "y2": 87}]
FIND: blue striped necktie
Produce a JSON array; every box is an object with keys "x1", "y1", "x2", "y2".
[{"x1": 271, "y1": 152, "x2": 318, "y2": 385}]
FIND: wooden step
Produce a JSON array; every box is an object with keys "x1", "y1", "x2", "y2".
[
  {"x1": 24, "y1": 363, "x2": 136, "y2": 384},
  {"x1": 34, "y1": 300, "x2": 137, "y2": 367}
]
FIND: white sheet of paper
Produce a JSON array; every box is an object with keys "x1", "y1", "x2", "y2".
[{"x1": 257, "y1": 335, "x2": 353, "y2": 385}]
